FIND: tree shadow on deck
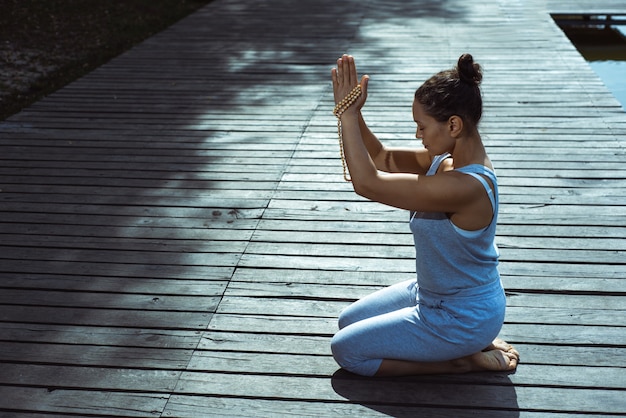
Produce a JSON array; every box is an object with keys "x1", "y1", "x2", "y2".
[
  {"x1": 0, "y1": 0, "x2": 481, "y2": 414},
  {"x1": 332, "y1": 369, "x2": 520, "y2": 417}
]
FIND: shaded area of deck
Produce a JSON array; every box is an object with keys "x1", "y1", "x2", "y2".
[{"x1": 1, "y1": 0, "x2": 625, "y2": 416}]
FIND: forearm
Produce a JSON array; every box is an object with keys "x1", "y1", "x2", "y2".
[
  {"x1": 359, "y1": 111, "x2": 427, "y2": 175},
  {"x1": 340, "y1": 111, "x2": 379, "y2": 189},
  {"x1": 358, "y1": 111, "x2": 384, "y2": 158},
  {"x1": 359, "y1": 111, "x2": 398, "y2": 172}
]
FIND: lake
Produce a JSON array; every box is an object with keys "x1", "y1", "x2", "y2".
[{"x1": 556, "y1": 16, "x2": 626, "y2": 110}]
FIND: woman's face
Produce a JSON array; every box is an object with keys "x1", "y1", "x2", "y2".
[{"x1": 412, "y1": 100, "x2": 454, "y2": 156}]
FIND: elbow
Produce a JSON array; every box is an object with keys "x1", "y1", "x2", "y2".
[
  {"x1": 352, "y1": 175, "x2": 378, "y2": 200},
  {"x1": 348, "y1": 157, "x2": 382, "y2": 199}
]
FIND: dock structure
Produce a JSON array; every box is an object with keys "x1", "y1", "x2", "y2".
[{"x1": 1, "y1": 0, "x2": 625, "y2": 416}]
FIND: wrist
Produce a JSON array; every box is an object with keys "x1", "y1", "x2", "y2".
[
  {"x1": 340, "y1": 108, "x2": 359, "y2": 120},
  {"x1": 333, "y1": 85, "x2": 362, "y2": 119}
]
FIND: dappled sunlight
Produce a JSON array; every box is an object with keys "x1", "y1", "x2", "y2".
[{"x1": 1, "y1": 0, "x2": 625, "y2": 415}]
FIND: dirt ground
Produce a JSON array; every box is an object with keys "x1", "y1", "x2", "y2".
[{"x1": 0, "y1": 0, "x2": 211, "y2": 120}]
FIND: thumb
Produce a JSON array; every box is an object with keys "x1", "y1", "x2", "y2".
[
  {"x1": 358, "y1": 75, "x2": 369, "y2": 108},
  {"x1": 360, "y1": 75, "x2": 369, "y2": 95}
]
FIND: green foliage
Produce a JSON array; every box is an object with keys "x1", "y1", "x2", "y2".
[{"x1": 0, "y1": 0, "x2": 212, "y2": 120}]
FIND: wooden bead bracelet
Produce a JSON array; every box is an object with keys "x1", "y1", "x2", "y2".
[{"x1": 332, "y1": 84, "x2": 362, "y2": 182}]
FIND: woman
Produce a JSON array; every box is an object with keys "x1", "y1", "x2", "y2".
[{"x1": 329, "y1": 54, "x2": 519, "y2": 377}]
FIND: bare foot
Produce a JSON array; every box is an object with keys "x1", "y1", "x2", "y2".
[
  {"x1": 483, "y1": 338, "x2": 520, "y2": 359},
  {"x1": 468, "y1": 349, "x2": 518, "y2": 372}
]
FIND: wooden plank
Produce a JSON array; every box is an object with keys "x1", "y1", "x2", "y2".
[
  {"x1": 229, "y1": 266, "x2": 626, "y2": 293},
  {"x1": 0, "y1": 387, "x2": 167, "y2": 417},
  {"x1": 1, "y1": 0, "x2": 625, "y2": 415},
  {"x1": 219, "y1": 281, "x2": 626, "y2": 309},
  {"x1": 0, "y1": 203, "x2": 266, "y2": 221},
  {"x1": 0, "y1": 341, "x2": 192, "y2": 369},
  {"x1": 260, "y1": 208, "x2": 626, "y2": 227},
  {"x1": 0, "y1": 236, "x2": 249, "y2": 253},
  {"x1": 0, "y1": 306, "x2": 213, "y2": 329},
  {"x1": 0, "y1": 209, "x2": 262, "y2": 229},
  {"x1": 173, "y1": 372, "x2": 626, "y2": 415},
  {"x1": 0, "y1": 274, "x2": 228, "y2": 295},
  {"x1": 0, "y1": 323, "x2": 201, "y2": 348},
  {"x1": 206, "y1": 313, "x2": 626, "y2": 346},
  {"x1": 253, "y1": 219, "x2": 626, "y2": 239},
  {"x1": 237, "y1": 252, "x2": 625, "y2": 274},
  {"x1": 263, "y1": 199, "x2": 626, "y2": 218},
  {"x1": 183, "y1": 350, "x2": 625, "y2": 392},
  {"x1": 0, "y1": 364, "x2": 180, "y2": 392},
  {"x1": 0, "y1": 246, "x2": 241, "y2": 268},
  {"x1": 163, "y1": 395, "x2": 531, "y2": 418},
  {"x1": 213, "y1": 295, "x2": 626, "y2": 326},
  {"x1": 0, "y1": 289, "x2": 220, "y2": 312},
  {"x1": 197, "y1": 331, "x2": 625, "y2": 368},
  {"x1": 247, "y1": 229, "x2": 625, "y2": 252},
  {"x1": 0, "y1": 192, "x2": 271, "y2": 209},
  {"x1": 0, "y1": 259, "x2": 234, "y2": 279}
]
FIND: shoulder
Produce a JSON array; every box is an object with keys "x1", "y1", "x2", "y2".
[
  {"x1": 419, "y1": 168, "x2": 490, "y2": 211},
  {"x1": 437, "y1": 156, "x2": 454, "y2": 174}
]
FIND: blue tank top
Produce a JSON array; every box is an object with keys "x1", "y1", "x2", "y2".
[{"x1": 410, "y1": 153, "x2": 500, "y2": 296}]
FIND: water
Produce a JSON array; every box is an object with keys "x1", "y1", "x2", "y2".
[
  {"x1": 588, "y1": 26, "x2": 626, "y2": 110},
  {"x1": 557, "y1": 20, "x2": 626, "y2": 110},
  {"x1": 589, "y1": 60, "x2": 626, "y2": 109}
]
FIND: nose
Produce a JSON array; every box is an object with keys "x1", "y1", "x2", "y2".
[{"x1": 415, "y1": 128, "x2": 422, "y2": 139}]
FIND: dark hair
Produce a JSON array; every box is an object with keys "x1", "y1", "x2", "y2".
[{"x1": 414, "y1": 53, "x2": 483, "y2": 128}]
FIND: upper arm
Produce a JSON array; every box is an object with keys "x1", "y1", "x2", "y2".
[
  {"x1": 373, "y1": 147, "x2": 433, "y2": 175},
  {"x1": 354, "y1": 170, "x2": 482, "y2": 214}
]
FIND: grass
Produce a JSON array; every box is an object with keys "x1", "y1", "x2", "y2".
[{"x1": 0, "y1": 0, "x2": 212, "y2": 120}]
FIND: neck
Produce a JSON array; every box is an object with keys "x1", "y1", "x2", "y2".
[{"x1": 449, "y1": 129, "x2": 490, "y2": 169}]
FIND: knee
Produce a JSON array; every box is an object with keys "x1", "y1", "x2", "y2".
[
  {"x1": 330, "y1": 330, "x2": 377, "y2": 377},
  {"x1": 337, "y1": 309, "x2": 351, "y2": 330},
  {"x1": 337, "y1": 304, "x2": 360, "y2": 330},
  {"x1": 330, "y1": 331, "x2": 344, "y2": 362},
  {"x1": 330, "y1": 333, "x2": 355, "y2": 373}
]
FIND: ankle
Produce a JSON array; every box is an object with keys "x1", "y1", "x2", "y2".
[{"x1": 451, "y1": 356, "x2": 474, "y2": 373}]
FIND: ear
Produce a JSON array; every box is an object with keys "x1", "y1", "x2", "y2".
[{"x1": 448, "y1": 115, "x2": 464, "y2": 137}]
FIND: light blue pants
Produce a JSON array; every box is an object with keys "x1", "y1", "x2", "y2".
[{"x1": 330, "y1": 279, "x2": 505, "y2": 376}]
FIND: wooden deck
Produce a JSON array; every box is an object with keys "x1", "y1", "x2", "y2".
[{"x1": 1, "y1": 0, "x2": 625, "y2": 416}]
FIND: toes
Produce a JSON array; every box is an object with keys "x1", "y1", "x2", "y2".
[
  {"x1": 473, "y1": 349, "x2": 519, "y2": 372},
  {"x1": 502, "y1": 351, "x2": 519, "y2": 370},
  {"x1": 484, "y1": 339, "x2": 520, "y2": 361},
  {"x1": 491, "y1": 338, "x2": 511, "y2": 350},
  {"x1": 491, "y1": 350, "x2": 509, "y2": 370}
]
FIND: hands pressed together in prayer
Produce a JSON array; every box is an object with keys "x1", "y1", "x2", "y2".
[{"x1": 331, "y1": 54, "x2": 369, "y2": 116}]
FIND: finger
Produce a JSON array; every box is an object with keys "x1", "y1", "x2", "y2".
[
  {"x1": 338, "y1": 55, "x2": 346, "y2": 86},
  {"x1": 336, "y1": 57, "x2": 344, "y2": 86},
  {"x1": 331, "y1": 68, "x2": 338, "y2": 88},
  {"x1": 342, "y1": 55, "x2": 352, "y2": 86},
  {"x1": 360, "y1": 75, "x2": 369, "y2": 95},
  {"x1": 347, "y1": 55, "x2": 357, "y2": 86},
  {"x1": 355, "y1": 75, "x2": 369, "y2": 108}
]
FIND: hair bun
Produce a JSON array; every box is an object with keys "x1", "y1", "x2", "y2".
[{"x1": 457, "y1": 53, "x2": 482, "y2": 86}]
